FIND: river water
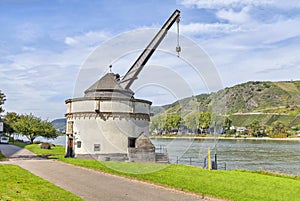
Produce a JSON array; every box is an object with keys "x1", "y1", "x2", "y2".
[
  {"x1": 32, "y1": 136, "x2": 300, "y2": 175},
  {"x1": 151, "y1": 138, "x2": 300, "y2": 175}
]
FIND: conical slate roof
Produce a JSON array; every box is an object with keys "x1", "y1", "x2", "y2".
[{"x1": 84, "y1": 73, "x2": 134, "y2": 98}]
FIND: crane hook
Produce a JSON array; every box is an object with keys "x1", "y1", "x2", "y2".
[{"x1": 176, "y1": 16, "x2": 181, "y2": 57}]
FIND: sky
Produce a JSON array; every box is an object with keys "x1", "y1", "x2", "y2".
[{"x1": 1, "y1": 0, "x2": 300, "y2": 120}]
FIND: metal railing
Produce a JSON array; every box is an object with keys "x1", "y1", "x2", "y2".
[
  {"x1": 155, "y1": 145, "x2": 168, "y2": 154},
  {"x1": 175, "y1": 156, "x2": 202, "y2": 166}
]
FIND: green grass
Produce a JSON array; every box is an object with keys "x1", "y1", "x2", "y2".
[
  {"x1": 0, "y1": 164, "x2": 83, "y2": 201},
  {"x1": 24, "y1": 144, "x2": 65, "y2": 157},
  {"x1": 0, "y1": 151, "x2": 7, "y2": 161},
  {"x1": 57, "y1": 157, "x2": 300, "y2": 201},
  {"x1": 18, "y1": 143, "x2": 300, "y2": 201},
  {"x1": 14, "y1": 142, "x2": 65, "y2": 158}
]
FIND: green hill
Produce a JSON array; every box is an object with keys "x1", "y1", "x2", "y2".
[
  {"x1": 152, "y1": 80, "x2": 300, "y2": 127},
  {"x1": 230, "y1": 114, "x2": 300, "y2": 127},
  {"x1": 51, "y1": 118, "x2": 66, "y2": 132}
]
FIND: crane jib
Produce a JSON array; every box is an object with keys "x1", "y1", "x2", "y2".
[{"x1": 119, "y1": 10, "x2": 181, "y2": 90}]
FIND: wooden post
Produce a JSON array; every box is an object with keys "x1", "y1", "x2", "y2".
[
  {"x1": 215, "y1": 154, "x2": 217, "y2": 170},
  {"x1": 208, "y1": 147, "x2": 211, "y2": 170}
]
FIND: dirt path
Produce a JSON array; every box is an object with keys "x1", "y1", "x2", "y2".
[{"x1": 0, "y1": 144, "x2": 207, "y2": 201}]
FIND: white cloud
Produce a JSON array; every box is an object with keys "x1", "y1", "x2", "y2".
[
  {"x1": 216, "y1": 6, "x2": 251, "y2": 24},
  {"x1": 178, "y1": 1, "x2": 300, "y2": 88},
  {"x1": 0, "y1": 60, "x2": 78, "y2": 119},
  {"x1": 269, "y1": 0, "x2": 300, "y2": 9},
  {"x1": 197, "y1": 17, "x2": 300, "y2": 87},
  {"x1": 64, "y1": 31, "x2": 110, "y2": 47},
  {"x1": 21, "y1": 46, "x2": 36, "y2": 52},
  {"x1": 260, "y1": 17, "x2": 300, "y2": 44},
  {"x1": 0, "y1": 29, "x2": 122, "y2": 119},
  {"x1": 0, "y1": 32, "x2": 105, "y2": 119},
  {"x1": 180, "y1": 0, "x2": 272, "y2": 9},
  {"x1": 64, "y1": 37, "x2": 77, "y2": 45},
  {"x1": 181, "y1": 22, "x2": 244, "y2": 36}
]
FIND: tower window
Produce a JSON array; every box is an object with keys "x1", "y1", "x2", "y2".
[
  {"x1": 94, "y1": 144, "x2": 100, "y2": 151},
  {"x1": 77, "y1": 141, "x2": 81, "y2": 148}
]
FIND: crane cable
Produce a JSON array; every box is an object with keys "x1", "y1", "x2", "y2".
[{"x1": 176, "y1": 16, "x2": 181, "y2": 57}]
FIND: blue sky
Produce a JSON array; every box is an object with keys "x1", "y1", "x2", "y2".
[{"x1": 1, "y1": 0, "x2": 300, "y2": 120}]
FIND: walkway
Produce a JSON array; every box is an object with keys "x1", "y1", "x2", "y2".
[{"x1": 0, "y1": 144, "x2": 208, "y2": 201}]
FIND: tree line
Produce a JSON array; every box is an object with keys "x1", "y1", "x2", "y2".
[
  {"x1": 150, "y1": 112, "x2": 225, "y2": 134},
  {"x1": 3, "y1": 112, "x2": 58, "y2": 144},
  {"x1": 237, "y1": 119, "x2": 292, "y2": 138},
  {"x1": 150, "y1": 112, "x2": 293, "y2": 138},
  {"x1": 0, "y1": 90, "x2": 58, "y2": 143}
]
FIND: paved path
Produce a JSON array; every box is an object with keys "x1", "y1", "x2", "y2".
[{"x1": 0, "y1": 145, "x2": 208, "y2": 201}]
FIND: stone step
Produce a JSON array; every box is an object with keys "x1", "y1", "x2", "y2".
[{"x1": 155, "y1": 153, "x2": 169, "y2": 163}]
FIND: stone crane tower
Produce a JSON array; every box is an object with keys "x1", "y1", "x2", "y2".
[{"x1": 65, "y1": 10, "x2": 180, "y2": 162}]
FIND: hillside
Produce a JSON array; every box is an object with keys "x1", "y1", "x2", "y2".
[
  {"x1": 218, "y1": 81, "x2": 300, "y2": 114},
  {"x1": 151, "y1": 80, "x2": 300, "y2": 128},
  {"x1": 51, "y1": 118, "x2": 66, "y2": 132},
  {"x1": 230, "y1": 113, "x2": 300, "y2": 127},
  {"x1": 154, "y1": 80, "x2": 300, "y2": 115}
]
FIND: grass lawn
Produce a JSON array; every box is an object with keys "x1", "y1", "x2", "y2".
[
  {"x1": 0, "y1": 165, "x2": 83, "y2": 201},
  {"x1": 12, "y1": 142, "x2": 65, "y2": 157},
  {"x1": 24, "y1": 144, "x2": 65, "y2": 157},
  {"x1": 0, "y1": 151, "x2": 7, "y2": 161},
  {"x1": 18, "y1": 143, "x2": 300, "y2": 201},
  {"x1": 58, "y1": 157, "x2": 300, "y2": 201}
]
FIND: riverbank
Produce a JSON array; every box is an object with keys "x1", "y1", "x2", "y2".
[{"x1": 150, "y1": 135, "x2": 300, "y2": 141}]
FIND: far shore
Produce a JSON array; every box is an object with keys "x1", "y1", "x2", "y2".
[{"x1": 150, "y1": 135, "x2": 300, "y2": 141}]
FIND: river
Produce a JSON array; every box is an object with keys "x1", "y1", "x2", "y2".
[
  {"x1": 151, "y1": 137, "x2": 300, "y2": 175},
  {"x1": 29, "y1": 136, "x2": 300, "y2": 175}
]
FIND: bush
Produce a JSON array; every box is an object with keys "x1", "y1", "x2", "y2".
[{"x1": 227, "y1": 129, "x2": 236, "y2": 135}]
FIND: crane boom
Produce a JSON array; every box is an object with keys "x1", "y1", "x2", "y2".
[{"x1": 119, "y1": 9, "x2": 180, "y2": 90}]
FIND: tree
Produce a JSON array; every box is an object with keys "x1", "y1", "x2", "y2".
[
  {"x1": 185, "y1": 112, "x2": 212, "y2": 134},
  {"x1": 185, "y1": 113, "x2": 197, "y2": 133},
  {"x1": 268, "y1": 121, "x2": 288, "y2": 137},
  {"x1": 3, "y1": 112, "x2": 20, "y2": 142},
  {"x1": 247, "y1": 120, "x2": 262, "y2": 137},
  {"x1": 197, "y1": 112, "x2": 211, "y2": 133},
  {"x1": 150, "y1": 115, "x2": 166, "y2": 134},
  {"x1": 211, "y1": 113, "x2": 226, "y2": 133},
  {"x1": 166, "y1": 114, "x2": 182, "y2": 132},
  {"x1": 14, "y1": 114, "x2": 58, "y2": 143},
  {"x1": 0, "y1": 90, "x2": 6, "y2": 114},
  {"x1": 224, "y1": 116, "x2": 232, "y2": 131}
]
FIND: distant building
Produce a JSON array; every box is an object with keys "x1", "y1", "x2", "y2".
[{"x1": 236, "y1": 127, "x2": 247, "y2": 132}]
